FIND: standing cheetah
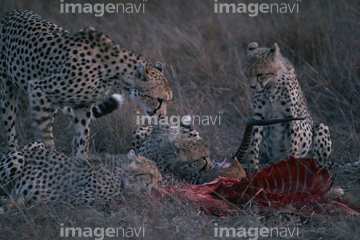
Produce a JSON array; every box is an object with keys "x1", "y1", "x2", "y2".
[
  {"x1": 0, "y1": 10, "x2": 172, "y2": 156},
  {"x1": 243, "y1": 42, "x2": 331, "y2": 172}
]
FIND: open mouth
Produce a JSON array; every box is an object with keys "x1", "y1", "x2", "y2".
[{"x1": 146, "y1": 98, "x2": 163, "y2": 116}]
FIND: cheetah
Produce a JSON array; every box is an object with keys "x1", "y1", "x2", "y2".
[
  {"x1": 132, "y1": 125, "x2": 213, "y2": 182},
  {"x1": 0, "y1": 142, "x2": 161, "y2": 205},
  {"x1": 243, "y1": 42, "x2": 331, "y2": 172},
  {"x1": 0, "y1": 10, "x2": 173, "y2": 156}
]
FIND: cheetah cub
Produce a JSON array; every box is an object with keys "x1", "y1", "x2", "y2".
[
  {"x1": 132, "y1": 125, "x2": 213, "y2": 182},
  {"x1": 0, "y1": 142, "x2": 162, "y2": 205},
  {"x1": 243, "y1": 42, "x2": 331, "y2": 172}
]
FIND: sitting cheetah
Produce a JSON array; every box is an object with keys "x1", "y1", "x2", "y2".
[
  {"x1": 0, "y1": 142, "x2": 161, "y2": 205},
  {"x1": 132, "y1": 125, "x2": 213, "y2": 182},
  {"x1": 0, "y1": 10, "x2": 173, "y2": 156},
  {"x1": 243, "y1": 42, "x2": 331, "y2": 171}
]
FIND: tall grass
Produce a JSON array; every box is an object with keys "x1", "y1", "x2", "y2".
[{"x1": 0, "y1": 0, "x2": 359, "y2": 239}]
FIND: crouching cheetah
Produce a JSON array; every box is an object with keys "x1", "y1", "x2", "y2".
[
  {"x1": 0, "y1": 10, "x2": 173, "y2": 156},
  {"x1": 243, "y1": 42, "x2": 332, "y2": 172},
  {"x1": 132, "y1": 125, "x2": 213, "y2": 182},
  {"x1": 0, "y1": 142, "x2": 161, "y2": 205}
]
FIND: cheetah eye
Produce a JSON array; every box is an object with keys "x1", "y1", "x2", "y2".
[{"x1": 257, "y1": 73, "x2": 263, "y2": 78}]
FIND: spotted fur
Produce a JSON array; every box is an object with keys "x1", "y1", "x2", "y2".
[
  {"x1": 132, "y1": 125, "x2": 212, "y2": 181},
  {"x1": 243, "y1": 42, "x2": 331, "y2": 172},
  {"x1": 0, "y1": 10, "x2": 172, "y2": 156},
  {"x1": 0, "y1": 142, "x2": 161, "y2": 205}
]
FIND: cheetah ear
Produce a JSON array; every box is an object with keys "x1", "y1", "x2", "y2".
[
  {"x1": 232, "y1": 157, "x2": 241, "y2": 167},
  {"x1": 247, "y1": 42, "x2": 259, "y2": 52},
  {"x1": 270, "y1": 43, "x2": 280, "y2": 55},
  {"x1": 153, "y1": 62, "x2": 163, "y2": 72},
  {"x1": 171, "y1": 139, "x2": 183, "y2": 155},
  {"x1": 136, "y1": 63, "x2": 147, "y2": 80},
  {"x1": 127, "y1": 149, "x2": 137, "y2": 161},
  {"x1": 217, "y1": 157, "x2": 233, "y2": 169},
  {"x1": 128, "y1": 149, "x2": 144, "y2": 164}
]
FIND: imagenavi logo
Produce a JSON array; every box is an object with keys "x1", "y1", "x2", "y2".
[
  {"x1": 213, "y1": 223, "x2": 300, "y2": 239},
  {"x1": 60, "y1": 0, "x2": 148, "y2": 17},
  {"x1": 214, "y1": 0, "x2": 301, "y2": 17},
  {"x1": 60, "y1": 224, "x2": 145, "y2": 239}
]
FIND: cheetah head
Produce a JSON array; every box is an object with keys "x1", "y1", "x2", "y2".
[
  {"x1": 243, "y1": 42, "x2": 286, "y2": 91},
  {"x1": 125, "y1": 150, "x2": 162, "y2": 192},
  {"x1": 130, "y1": 62, "x2": 173, "y2": 117},
  {"x1": 167, "y1": 139, "x2": 213, "y2": 182}
]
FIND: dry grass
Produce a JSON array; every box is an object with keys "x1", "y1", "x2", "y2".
[{"x1": 0, "y1": 0, "x2": 359, "y2": 239}]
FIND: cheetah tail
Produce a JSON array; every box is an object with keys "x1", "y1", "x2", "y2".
[
  {"x1": 91, "y1": 94, "x2": 125, "y2": 119},
  {"x1": 232, "y1": 117, "x2": 305, "y2": 161}
]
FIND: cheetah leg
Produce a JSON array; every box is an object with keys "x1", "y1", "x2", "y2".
[
  {"x1": 0, "y1": 151, "x2": 25, "y2": 187},
  {"x1": 288, "y1": 120, "x2": 303, "y2": 158},
  {"x1": 28, "y1": 81, "x2": 56, "y2": 150},
  {"x1": 73, "y1": 106, "x2": 93, "y2": 156},
  {"x1": 247, "y1": 125, "x2": 264, "y2": 172},
  {"x1": 311, "y1": 123, "x2": 332, "y2": 168},
  {"x1": 1, "y1": 80, "x2": 19, "y2": 151}
]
